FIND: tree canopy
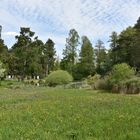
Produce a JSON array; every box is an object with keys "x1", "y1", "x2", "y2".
[{"x1": 0, "y1": 17, "x2": 140, "y2": 81}]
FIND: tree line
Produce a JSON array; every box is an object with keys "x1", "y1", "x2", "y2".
[{"x1": 0, "y1": 17, "x2": 140, "y2": 80}]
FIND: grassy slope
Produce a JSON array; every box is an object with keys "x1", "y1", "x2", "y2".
[{"x1": 0, "y1": 86, "x2": 140, "y2": 140}]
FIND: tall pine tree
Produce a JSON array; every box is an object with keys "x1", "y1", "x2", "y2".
[
  {"x1": 11, "y1": 27, "x2": 35, "y2": 79},
  {"x1": 95, "y1": 40, "x2": 107, "y2": 74},
  {"x1": 60, "y1": 29, "x2": 79, "y2": 75},
  {"x1": 78, "y1": 36, "x2": 95, "y2": 78},
  {"x1": 43, "y1": 39, "x2": 56, "y2": 76}
]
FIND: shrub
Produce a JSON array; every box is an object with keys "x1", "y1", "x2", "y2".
[
  {"x1": 86, "y1": 74, "x2": 101, "y2": 89},
  {"x1": 0, "y1": 61, "x2": 6, "y2": 81},
  {"x1": 38, "y1": 79, "x2": 45, "y2": 86},
  {"x1": 45, "y1": 70, "x2": 73, "y2": 86},
  {"x1": 7, "y1": 82, "x2": 13, "y2": 86},
  {"x1": 24, "y1": 79, "x2": 40, "y2": 86},
  {"x1": 108, "y1": 63, "x2": 135, "y2": 86},
  {"x1": 122, "y1": 77, "x2": 140, "y2": 94},
  {"x1": 110, "y1": 77, "x2": 140, "y2": 94},
  {"x1": 107, "y1": 63, "x2": 139, "y2": 94},
  {"x1": 96, "y1": 77, "x2": 110, "y2": 90}
]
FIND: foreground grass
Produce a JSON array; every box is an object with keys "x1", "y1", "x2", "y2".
[{"x1": 0, "y1": 86, "x2": 140, "y2": 140}]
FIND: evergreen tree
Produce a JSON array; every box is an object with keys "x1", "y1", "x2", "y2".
[
  {"x1": 117, "y1": 27, "x2": 136, "y2": 66},
  {"x1": 95, "y1": 40, "x2": 107, "y2": 75},
  {"x1": 61, "y1": 29, "x2": 79, "y2": 75},
  {"x1": 43, "y1": 39, "x2": 56, "y2": 76},
  {"x1": 108, "y1": 31, "x2": 119, "y2": 65},
  {"x1": 78, "y1": 36, "x2": 95, "y2": 78},
  {"x1": 0, "y1": 38, "x2": 8, "y2": 71},
  {"x1": 0, "y1": 61, "x2": 6, "y2": 81},
  {"x1": 28, "y1": 37, "x2": 44, "y2": 78},
  {"x1": 134, "y1": 17, "x2": 140, "y2": 30},
  {"x1": 133, "y1": 17, "x2": 140, "y2": 71},
  {"x1": 11, "y1": 27, "x2": 35, "y2": 79}
]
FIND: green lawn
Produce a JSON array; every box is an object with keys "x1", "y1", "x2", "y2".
[{"x1": 0, "y1": 86, "x2": 140, "y2": 140}]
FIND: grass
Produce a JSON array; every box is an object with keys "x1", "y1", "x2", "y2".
[{"x1": 0, "y1": 84, "x2": 140, "y2": 140}]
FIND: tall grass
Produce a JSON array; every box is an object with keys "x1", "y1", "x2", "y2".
[{"x1": 0, "y1": 87, "x2": 140, "y2": 139}]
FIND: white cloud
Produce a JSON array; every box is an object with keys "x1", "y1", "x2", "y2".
[
  {"x1": 3, "y1": 32, "x2": 19, "y2": 36},
  {"x1": 0, "y1": 0, "x2": 140, "y2": 52}
]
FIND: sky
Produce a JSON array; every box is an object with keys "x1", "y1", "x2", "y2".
[{"x1": 0, "y1": 0, "x2": 140, "y2": 56}]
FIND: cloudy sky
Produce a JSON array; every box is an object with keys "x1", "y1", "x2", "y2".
[{"x1": 0, "y1": 0, "x2": 140, "y2": 56}]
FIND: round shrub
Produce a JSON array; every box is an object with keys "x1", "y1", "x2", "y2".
[
  {"x1": 45, "y1": 70, "x2": 73, "y2": 86},
  {"x1": 109, "y1": 63, "x2": 135, "y2": 85},
  {"x1": 108, "y1": 63, "x2": 138, "y2": 94}
]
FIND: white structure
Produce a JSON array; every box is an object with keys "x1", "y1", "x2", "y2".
[{"x1": 37, "y1": 76, "x2": 40, "y2": 80}]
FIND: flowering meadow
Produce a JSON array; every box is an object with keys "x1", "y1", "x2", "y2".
[{"x1": 0, "y1": 87, "x2": 140, "y2": 140}]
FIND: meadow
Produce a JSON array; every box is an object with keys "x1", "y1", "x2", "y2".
[{"x1": 0, "y1": 83, "x2": 140, "y2": 140}]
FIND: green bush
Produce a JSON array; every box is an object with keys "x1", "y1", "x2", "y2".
[
  {"x1": 87, "y1": 74, "x2": 110, "y2": 90},
  {"x1": 24, "y1": 79, "x2": 41, "y2": 86},
  {"x1": 108, "y1": 63, "x2": 140, "y2": 94},
  {"x1": 0, "y1": 61, "x2": 6, "y2": 83},
  {"x1": 121, "y1": 77, "x2": 140, "y2": 94},
  {"x1": 96, "y1": 77, "x2": 110, "y2": 90},
  {"x1": 110, "y1": 77, "x2": 140, "y2": 94},
  {"x1": 45, "y1": 70, "x2": 73, "y2": 86},
  {"x1": 38, "y1": 79, "x2": 46, "y2": 86},
  {"x1": 110, "y1": 77, "x2": 140, "y2": 95},
  {"x1": 109, "y1": 63, "x2": 135, "y2": 85},
  {"x1": 86, "y1": 74, "x2": 101, "y2": 89}
]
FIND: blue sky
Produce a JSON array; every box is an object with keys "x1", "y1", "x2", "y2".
[{"x1": 0, "y1": 0, "x2": 140, "y2": 56}]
